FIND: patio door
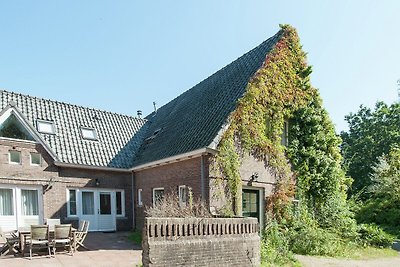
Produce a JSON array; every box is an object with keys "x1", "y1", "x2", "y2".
[
  {"x1": 79, "y1": 189, "x2": 116, "y2": 232},
  {"x1": 0, "y1": 185, "x2": 43, "y2": 231},
  {"x1": 242, "y1": 189, "x2": 260, "y2": 221}
]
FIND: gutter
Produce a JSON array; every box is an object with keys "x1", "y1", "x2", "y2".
[
  {"x1": 131, "y1": 147, "x2": 217, "y2": 171},
  {"x1": 54, "y1": 161, "x2": 132, "y2": 173}
]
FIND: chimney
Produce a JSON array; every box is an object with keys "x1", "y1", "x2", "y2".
[
  {"x1": 153, "y1": 101, "x2": 157, "y2": 113},
  {"x1": 137, "y1": 110, "x2": 142, "y2": 119}
]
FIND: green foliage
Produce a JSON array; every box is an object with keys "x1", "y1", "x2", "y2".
[
  {"x1": 261, "y1": 220, "x2": 294, "y2": 266},
  {"x1": 341, "y1": 102, "x2": 400, "y2": 196},
  {"x1": 128, "y1": 230, "x2": 142, "y2": 245},
  {"x1": 356, "y1": 224, "x2": 395, "y2": 248},
  {"x1": 356, "y1": 147, "x2": 400, "y2": 237}
]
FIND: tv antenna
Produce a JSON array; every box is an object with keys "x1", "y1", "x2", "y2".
[{"x1": 397, "y1": 79, "x2": 400, "y2": 102}]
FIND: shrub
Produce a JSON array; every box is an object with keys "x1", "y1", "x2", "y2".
[
  {"x1": 145, "y1": 192, "x2": 210, "y2": 218},
  {"x1": 357, "y1": 224, "x2": 394, "y2": 248}
]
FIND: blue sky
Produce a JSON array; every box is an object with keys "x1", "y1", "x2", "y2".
[{"x1": 0, "y1": 1, "x2": 399, "y2": 132}]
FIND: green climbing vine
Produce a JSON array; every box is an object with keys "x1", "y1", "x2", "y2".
[{"x1": 212, "y1": 25, "x2": 314, "y2": 216}]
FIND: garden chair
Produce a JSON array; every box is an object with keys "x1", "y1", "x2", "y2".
[
  {"x1": 0, "y1": 227, "x2": 19, "y2": 256},
  {"x1": 52, "y1": 224, "x2": 73, "y2": 256},
  {"x1": 28, "y1": 225, "x2": 51, "y2": 259},
  {"x1": 73, "y1": 220, "x2": 90, "y2": 252},
  {"x1": 45, "y1": 218, "x2": 61, "y2": 232}
]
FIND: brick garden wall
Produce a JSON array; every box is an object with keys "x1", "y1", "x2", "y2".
[{"x1": 142, "y1": 217, "x2": 260, "y2": 267}]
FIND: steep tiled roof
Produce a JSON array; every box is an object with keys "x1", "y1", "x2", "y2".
[
  {"x1": 0, "y1": 90, "x2": 147, "y2": 168},
  {"x1": 132, "y1": 30, "x2": 284, "y2": 166}
]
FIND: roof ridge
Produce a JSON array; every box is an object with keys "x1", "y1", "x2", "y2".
[{"x1": 0, "y1": 88, "x2": 146, "y2": 122}]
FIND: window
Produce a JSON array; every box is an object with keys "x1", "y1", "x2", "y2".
[
  {"x1": 68, "y1": 189, "x2": 77, "y2": 216},
  {"x1": 9, "y1": 151, "x2": 21, "y2": 164},
  {"x1": 30, "y1": 153, "x2": 41, "y2": 166},
  {"x1": 281, "y1": 121, "x2": 289, "y2": 146},
  {"x1": 152, "y1": 188, "x2": 164, "y2": 206},
  {"x1": 37, "y1": 120, "x2": 55, "y2": 134},
  {"x1": 82, "y1": 191, "x2": 95, "y2": 215},
  {"x1": 81, "y1": 127, "x2": 98, "y2": 140},
  {"x1": 137, "y1": 189, "x2": 143, "y2": 207},
  {"x1": 116, "y1": 191, "x2": 125, "y2": 216},
  {"x1": 0, "y1": 188, "x2": 14, "y2": 216},
  {"x1": 21, "y1": 189, "x2": 39, "y2": 216},
  {"x1": 178, "y1": 185, "x2": 187, "y2": 207}
]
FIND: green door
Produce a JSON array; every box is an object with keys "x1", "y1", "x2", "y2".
[{"x1": 242, "y1": 189, "x2": 260, "y2": 221}]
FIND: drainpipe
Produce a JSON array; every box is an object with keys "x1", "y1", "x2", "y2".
[
  {"x1": 200, "y1": 155, "x2": 205, "y2": 201},
  {"x1": 131, "y1": 172, "x2": 135, "y2": 230}
]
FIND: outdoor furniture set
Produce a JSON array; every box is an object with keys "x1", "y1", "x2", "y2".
[{"x1": 0, "y1": 219, "x2": 90, "y2": 259}]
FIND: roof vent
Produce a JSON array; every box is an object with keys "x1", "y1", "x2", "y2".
[{"x1": 137, "y1": 110, "x2": 142, "y2": 118}]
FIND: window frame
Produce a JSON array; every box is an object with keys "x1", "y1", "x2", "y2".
[
  {"x1": 36, "y1": 119, "x2": 56, "y2": 135},
  {"x1": 152, "y1": 187, "x2": 164, "y2": 206},
  {"x1": 137, "y1": 189, "x2": 143, "y2": 207},
  {"x1": 281, "y1": 120, "x2": 289, "y2": 147},
  {"x1": 178, "y1": 185, "x2": 187, "y2": 207},
  {"x1": 67, "y1": 188, "x2": 78, "y2": 217},
  {"x1": 9, "y1": 150, "x2": 21, "y2": 165},
  {"x1": 115, "y1": 190, "x2": 125, "y2": 217},
  {"x1": 30, "y1": 152, "x2": 42, "y2": 166},
  {"x1": 81, "y1": 127, "x2": 98, "y2": 141}
]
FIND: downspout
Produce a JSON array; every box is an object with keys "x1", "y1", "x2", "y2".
[
  {"x1": 131, "y1": 172, "x2": 136, "y2": 230},
  {"x1": 200, "y1": 155, "x2": 205, "y2": 201}
]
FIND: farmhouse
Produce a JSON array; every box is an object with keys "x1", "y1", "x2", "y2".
[{"x1": 0, "y1": 26, "x2": 303, "y2": 231}]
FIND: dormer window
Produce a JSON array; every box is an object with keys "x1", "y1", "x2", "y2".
[
  {"x1": 37, "y1": 120, "x2": 55, "y2": 134},
  {"x1": 81, "y1": 127, "x2": 98, "y2": 140}
]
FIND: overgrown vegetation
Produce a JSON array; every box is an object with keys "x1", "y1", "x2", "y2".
[
  {"x1": 145, "y1": 191, "x2": 210, "y2": 218},
  {"x1": 210, "y1": 24, "x2": 395, "y2": 265}
]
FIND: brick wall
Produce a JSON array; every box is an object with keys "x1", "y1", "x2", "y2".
[
  {"x1": 134, "y1": 156, "x2": 209, "y2": 230},
  {"x1": 142, "y1": 217, "x2": 260, "y2": 267},
  {"x1": 0, "y1": 139, "x2": 133, "y2": 230}
]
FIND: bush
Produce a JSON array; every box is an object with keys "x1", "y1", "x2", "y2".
[
  {"x1": 261, "y1": 220, "x2": 294, "y2": 266},
  {"x1": 145, "y1": 192, "x2": 210, "y2": 218},
  {"x1": 357, "y1": 224, "x2": 394, "y2": 248}
]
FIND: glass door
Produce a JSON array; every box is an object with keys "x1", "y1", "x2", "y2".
[
  {"x1": 97, "y1": 191, "x2": 115, "y2": 231},
  {"x1": 80, "y1": 190, "x2": 97, "y2": 231},
  {"x1": 242, "y1": 189, "x2": 260, "y2": 221}
]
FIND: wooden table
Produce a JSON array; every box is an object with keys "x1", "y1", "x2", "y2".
[{"x1": 18, "y1": 227, "x2": 76, "y2": 256}]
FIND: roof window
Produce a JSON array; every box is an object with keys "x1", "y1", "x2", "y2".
[
  {"x1": 81, "y1": 127, "x2": 98, "y2": 140},
  {"x1": 37, "y1": 120, "x2": 55, "y2": 134}
]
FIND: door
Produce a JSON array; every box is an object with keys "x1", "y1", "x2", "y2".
[
  {"x1": 80, "y1": 190, "x2": 97, "y2": 231},
  {"x1": 79, "y1": 189, "x2": 116, "y2": 232},
  {"x1": 98, "y1": 191, "x2": 115, "y2": 231},
  {"x1": 0, "y1": 185, "x2": 42, "y2": 231},
  {"x1": 242, "y1": 189, "x2": 260, "y2": 222}
]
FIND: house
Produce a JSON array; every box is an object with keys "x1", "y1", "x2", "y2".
[{"x1": 0, "y1": 26, "x2": 304, "y2": 231}]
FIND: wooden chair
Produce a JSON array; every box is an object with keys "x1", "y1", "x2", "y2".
[
  {"x1": 29, "y1": 225, "x2": 51, "y2": 259},
  {"x1": 73, "y1": 220, "x2": 90, "y2": 252},
  {"x1": 0, "y1": 227, "x2": 19, "y2": 256},
  {"x1": 52, "y1": 224, "x2": 73, "y2": 256},
  {"x1": 45, "y1": 218, "x2": 61, "y2": 232}
]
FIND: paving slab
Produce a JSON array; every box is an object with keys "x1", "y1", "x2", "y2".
[{"x1": 0, "y1": 231, "x2": 142, "y2": 267}]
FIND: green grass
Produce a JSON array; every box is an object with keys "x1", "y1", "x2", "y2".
[
  {"x1": 341, "y1": 246, "x2": 399, "y2": 260},
  {"x1": 128, "y1": 230, "x2": 142, "y2": 245}
]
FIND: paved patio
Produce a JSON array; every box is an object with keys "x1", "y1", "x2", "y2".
[{"x1": 0, "y1": 231, "x2": 142, "y2": 267}]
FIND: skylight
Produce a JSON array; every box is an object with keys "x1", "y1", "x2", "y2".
[
  {"x1": 81, "y1": 127, "x2": 98, "y2": 140},
  {"x1": 37, "y1": 120, "x2": 55, "y2": 134}
]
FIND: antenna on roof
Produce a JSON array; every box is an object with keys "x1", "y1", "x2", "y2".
[
  {"x1": 153, "y1": 101, "x2": 157, "y2": 113},
  {"x1": 137, "y1": 110, "x2": 142, "y2": 119}
]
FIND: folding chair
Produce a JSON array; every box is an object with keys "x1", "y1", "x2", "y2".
[
  {"x1": 73, "y1": 220, "x2": 90, "y2": 252},
  {"x1": 0, "y1": 227, "x2": 19, "y2": 256}
]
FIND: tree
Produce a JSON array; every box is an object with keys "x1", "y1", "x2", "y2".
[{"x1": 341, "y1": 102, "x2": 400, "y2": 196}]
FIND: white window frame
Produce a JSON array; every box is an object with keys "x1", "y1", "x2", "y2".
[
  {"x1": 115, "y1": 190, "x2": 125, "y2": 217},
  {"x1": 81, "y1": 127, "x2": 98, "y2": 141},
  {"x1": 67, "y1": 188, "x2": 78, "y2": 217},
  {"x1": 30, "y1": 152, "x2": 42, "y2": 166},
  {"x1": 152, "y1": 187, "x2": 164, "y2": 206},
  {"x1": 9, "y1": 150, "x2": 21, "y2": 165},
  {"x1": 137, "y1": 189, "x2": 143, "y2": 207},
  {"x1": 36, "y1": 120, "x2": 56, "y2": 134},
  {"x1": 178, "y1": 185, "x2": 187, "y2": 207}
]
